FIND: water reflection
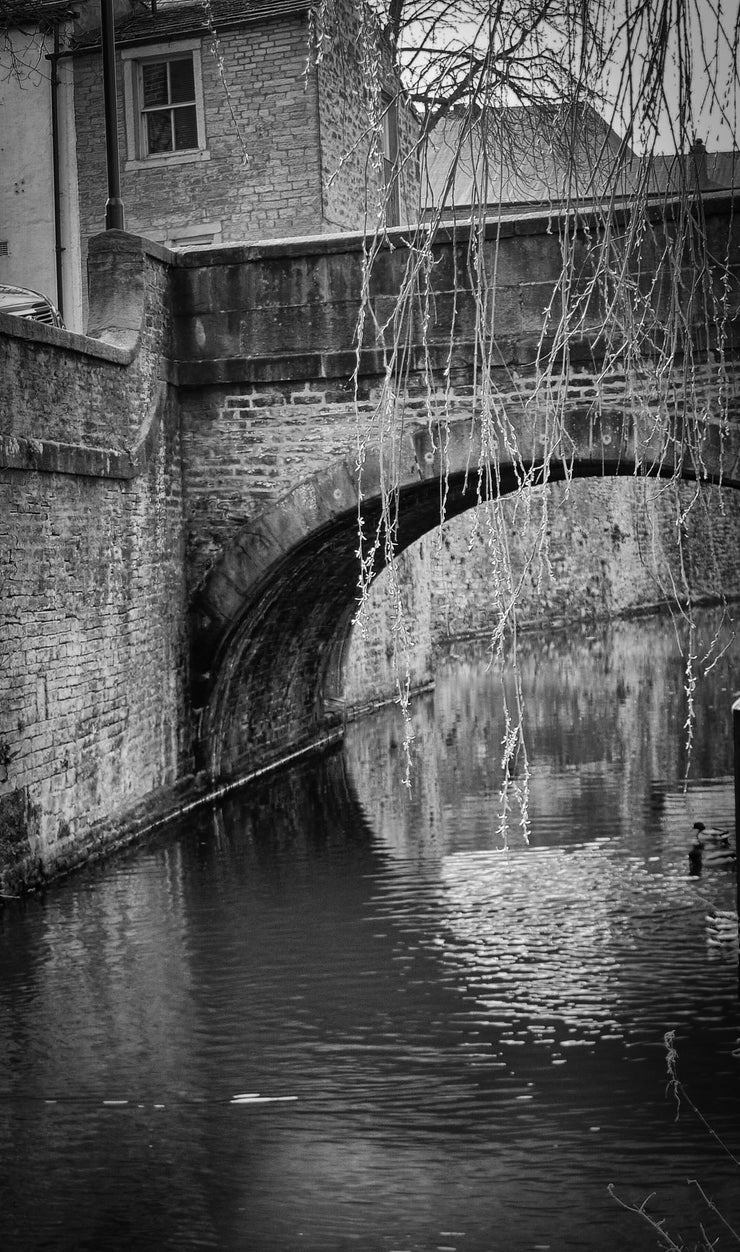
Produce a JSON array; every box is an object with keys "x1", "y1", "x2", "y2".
[{"x1": 1, "y1": 610, "x2": 738, "y2": 1251}]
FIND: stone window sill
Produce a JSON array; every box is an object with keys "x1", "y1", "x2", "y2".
[{"x1": 125, "y1": 149, "x2": 211, "y2": 172}]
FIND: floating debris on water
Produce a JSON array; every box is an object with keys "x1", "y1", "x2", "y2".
[{"x1": 230, "y1": 1093, "x2": 298, "y2": 1105}]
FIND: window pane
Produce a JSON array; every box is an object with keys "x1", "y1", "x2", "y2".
[
  {"x1": 173, "y1": 106, "x2": 198, "y2": 150},
  {"x1": 169, "y1": 57, "x2": 195, "y2": 103},
  {"x1": 142, "y1": 61, "x2": 168, "y2": 107},
  {"x1": 147, "y1": 110, "x2": 173, "y2": 154}
]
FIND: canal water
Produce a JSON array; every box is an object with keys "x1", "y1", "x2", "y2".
[{"x1": 2, "y1": 609, "x2": 739, "y2": 1252}]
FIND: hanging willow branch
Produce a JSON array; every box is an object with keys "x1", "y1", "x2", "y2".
[{"x1": 310, "y1": 0, "x2": 739, "y2": 823}]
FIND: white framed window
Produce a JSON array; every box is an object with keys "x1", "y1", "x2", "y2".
[{"x1": 122, "y1": 39, "x2": 209, "y2": 169}]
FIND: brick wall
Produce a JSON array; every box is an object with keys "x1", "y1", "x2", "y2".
[
  {"x1": 0, "y1": 420, "x2": 189, "y2": 881},
  {"x1": 182, "y1": 381, "x2": 363, "y2": 591},
  {"x1": 344, "y1": 477, "x2": 740, "y2": 700},
  {"x1": 343, "y1": 536, "x2": 435, "y2": 713},
  {"x1": 0, "y1": 236, "x2": 191, "y2": 889},
  {"x1": 426, "y1": 478, "x2": 740, "y2": 637}
]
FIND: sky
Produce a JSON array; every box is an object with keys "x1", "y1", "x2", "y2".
[
  {"x1": 394, "y1": 0, "x2": 738, "y2": 154},
  {"x1": 603, "y1": 0, "x2": 739, "y2": 153}
]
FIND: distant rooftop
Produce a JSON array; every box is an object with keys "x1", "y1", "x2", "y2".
[
  {"x1": 651, "y1": 147, "x2": 739, "y2": 194},
  {"x1": 1, "y1": 0, "x2": 77, "y2": 25},
  {"x1": 422, "y1": 105, "x2": 739, "y2": 215}
]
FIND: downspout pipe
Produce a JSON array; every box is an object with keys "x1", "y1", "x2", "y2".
[
  {"x1": 733, "y1": 697, "x2": 740, "y2": 992},
  {"x1": 100, "y1": 0, "x2": 125, "y2": 230},
  {"x1": 50, "y1": 21, "x2": 64, "y2": 320}
]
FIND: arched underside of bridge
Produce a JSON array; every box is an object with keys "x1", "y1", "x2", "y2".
[{"x1": 191, "y1": 412, "x2": 740, "y2": 782}]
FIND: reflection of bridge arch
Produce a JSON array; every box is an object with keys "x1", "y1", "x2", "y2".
[{"x1": 191, "y1": 408, "x2": 740, "y2": 781}]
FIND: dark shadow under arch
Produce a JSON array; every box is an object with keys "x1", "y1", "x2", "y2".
[{"x1": 191, "y1": 410, "x2": 740, "y2": 781}]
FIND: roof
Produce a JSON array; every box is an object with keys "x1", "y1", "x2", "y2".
[
  {"x1": 706, "y1": 152, "x2": 740, "y2": 188},
  {"x1": 422, "y1": 104, "x2": 638, "y2": 212},
  {"x1": 651, "y1": 149, "x2": 739, "y2": 193},
  {"x1": 422, "y1": 104, "x2": 739, "y2": 213},
  {"x1": 0, "y1": 0, "x2": 77, "y2": 26},
  {"x1": 73, "y1": 0, "x2": 310, "y2": 51}
]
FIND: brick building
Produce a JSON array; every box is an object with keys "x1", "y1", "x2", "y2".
[
  {"x1": 0, "y1": 0, "x2": 418, "y2": 329},
  {"x1": 70, "y1": 0, "x2": 418, "y2": 302}
]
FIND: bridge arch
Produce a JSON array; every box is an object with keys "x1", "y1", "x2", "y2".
[{"x1": 191, "y1": 408, "x2": 740, "y2": 782}]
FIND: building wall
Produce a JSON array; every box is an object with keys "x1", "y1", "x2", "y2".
[
  {"x1": 0, "y1": 21, "x2": 83, "y2": 330},
  {"x1": 317, "y1": 0, "x2": 420, "y2": 228},
  {"x1": 73, "y1": 12, "x2": 324, "y2": 320}
]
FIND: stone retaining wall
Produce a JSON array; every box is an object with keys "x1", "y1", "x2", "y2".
[
  {"x1": 0, "y1": 235, "x2": 192, "y2": 889},
  {"x1": 343, "y1": 476, "x2": 740, "y2": 714}
]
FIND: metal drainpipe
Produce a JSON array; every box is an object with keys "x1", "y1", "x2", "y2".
[
  {"x1": 50, "y1": 21, "x2": 64, "y2": 320},
  {"x1": 733, "y1": 697, "x2": 740, "y2": 993},
  {"x1": 313, "y1": 54, "x2": 325, "y2": 226},
  {"x1": 100, "y1": 0, "x2": 125, "y2": 230}
]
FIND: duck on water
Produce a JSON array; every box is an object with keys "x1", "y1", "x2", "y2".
[{"x1": 689, "y1": 822, "x2": 737, "y2": 875}]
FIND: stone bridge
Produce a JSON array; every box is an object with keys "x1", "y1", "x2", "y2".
[
  {"x1": 1, "y1": 193, "x2": 739, "y2": 884},
  {"x1": 169, "y1": 196, "x2": 740, "y2": 779}
]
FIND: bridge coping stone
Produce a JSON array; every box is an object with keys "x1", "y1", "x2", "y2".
[{"x1": 170, "y1": 188, "x2": 740, "y2": 266}]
